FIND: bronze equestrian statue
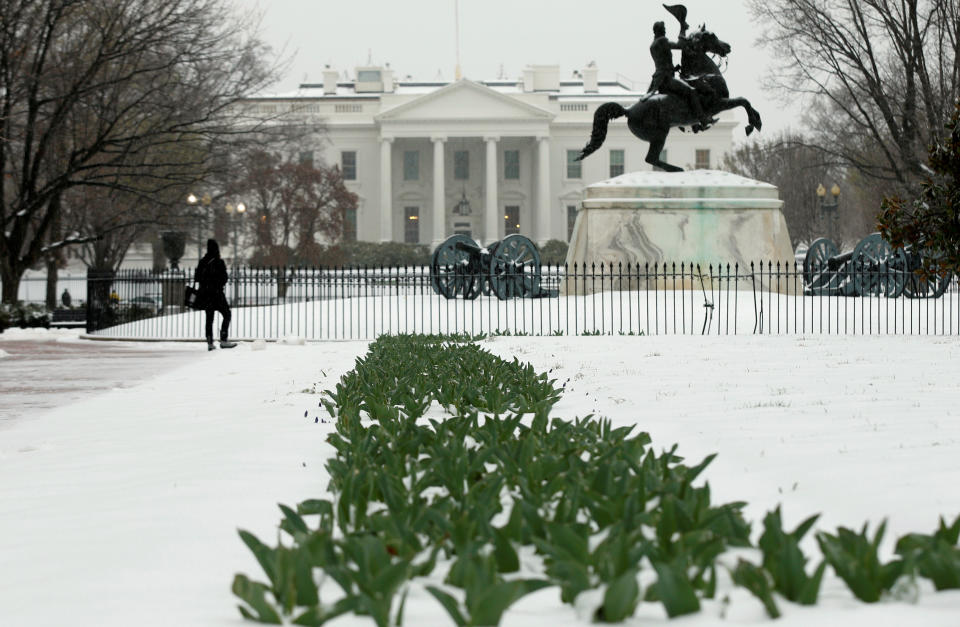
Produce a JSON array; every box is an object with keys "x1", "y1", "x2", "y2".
[{"x1": 576, "y1": 4, "x2": 762, "y2": 172}]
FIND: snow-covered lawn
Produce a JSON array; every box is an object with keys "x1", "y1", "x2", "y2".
[{"x1": 1, "y1": 329, "x2": 959, "y2": 625}]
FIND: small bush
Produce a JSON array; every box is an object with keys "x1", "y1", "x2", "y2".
[
  {"x1": 539, "y1": 239, "x2": 569, "y2": 265},
  {"x1": 337, "y1": 241, "x2": 433, "y2": 266},
  {"x1": 116, "y1": 304, "x2": 156, "y2": 325},
  {"x1": 0, "y1": 302, "x2": 51, "y2": 332}
]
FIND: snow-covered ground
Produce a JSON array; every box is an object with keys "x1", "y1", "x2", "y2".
[
  {"x1": 0, "y1": 329, "x2": 196, "y2": 423},
  {"x1": 1, "y1": 329, "x2": 959, "y2": 626}
]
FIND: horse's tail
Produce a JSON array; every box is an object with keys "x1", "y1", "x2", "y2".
[{"x1": 576, "y1": 102, "x2": 627, "y2": 161}]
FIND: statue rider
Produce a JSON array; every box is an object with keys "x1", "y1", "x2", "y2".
[{"x1": 647, "y1": 15, "x2": 713, "y2": 131}]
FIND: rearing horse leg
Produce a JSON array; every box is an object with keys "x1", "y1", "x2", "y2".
[
  {"x1": 644, "y1": 132, "x2": 683, "y2": 172},
  {"x1": 713, "y1": 97, "x2": 763, "y2": 135}
]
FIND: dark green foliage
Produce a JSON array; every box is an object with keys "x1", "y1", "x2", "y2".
[
  {"x1": 597, "y1": 569, "x2": 640, "y2": 622},
  {"x1": 539, "y1": 239, "x2": 569, "y2": 265},
  {"x1": 0, "y1": 302, "x2": 51, "y2": 331},
  {"x1": 649, "y1": 561, "x2": 701, "y2": 618},
  {"x1": 731, "y1": 559, "x2": 780, "y2": 618},
  {"x1": 816, "y1": 521, "x2": 908, "y2": 603},
  {"x1": 232, "y1": 574, "x2": 283, "y2": 624},
  {"x1": 428, "y1": 555, "x2": 550, "y2": 626},
  {"x1": 895, "y1": 515, "x2": 960, "y2": 591},
  {"x1": 878, "y1": 99, "x2": 960, "y2": 277},
  {"x1": 115, "y1": 304, "x2": 155, "y2": 325},
  {"x1": 235, "y1": 334, "x2": 754, "y2": 624},
  {"x1": 249, "y1": 241, "x2": 432, "y2": 268},
  {"x1": 330, "y1": 241, "x2": 433, "y2": 267},
  {"x1": 757, "y1": 507, "x2": 826, "y2": 604}
]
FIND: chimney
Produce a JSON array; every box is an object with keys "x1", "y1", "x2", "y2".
[
  {"x1": 582, "y1": 62, "x2": 598, "y2": 93},
  {"x1": 522, "y1": 67, "x2": 535, "y2": 93},
  {"x1": 382, "y1": 65, "x2": 394, "y2": 93},
  {"x1": 322, "y1": 66, "x2": 338, "y2": 95},
  {"x1": 523, "y1": 65, "x2": 560, "y2": 92}
]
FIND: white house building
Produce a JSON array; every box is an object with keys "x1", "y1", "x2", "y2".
[{"x1": 244, "y1": 63, "x2": 738, "y2": 247}]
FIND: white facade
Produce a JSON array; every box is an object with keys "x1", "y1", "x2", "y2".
[{"x1": 244, "y1": 65, "x2": 737, "y2": 246}]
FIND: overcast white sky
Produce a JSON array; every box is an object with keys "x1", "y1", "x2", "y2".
[{"x1": 232, "y1": 0, "x2": 803, "y2": 138}]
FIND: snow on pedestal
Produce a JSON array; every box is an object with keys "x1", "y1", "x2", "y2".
[{"x1": 564, "y1": 170, "x2": 793, "y2": 293}]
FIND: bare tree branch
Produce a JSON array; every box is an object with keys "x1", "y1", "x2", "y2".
[
  {"x1": 0, "y1": 0, "x2": 286, "y2": 301},
  {"x1": 748, "y1": 0, "x2": 957, "y2": 191}
]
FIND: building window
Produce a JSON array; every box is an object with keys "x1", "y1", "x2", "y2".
[
  {"x1": 357, "y1": 70, "x2": 381, "y2": 82},
  {"x1": 567, "y1": 205, "x2": 578, "y2": 241},
  {"x1": 341, "y1": 151, "x2": 357, "y2": 180},
  {"x1": 504, "y1": 205, "x2": 520, "y2": 235},
  {"x1": 504, "y1": 150, "x2": 520, "y2": 180},
  {"x1": 566, "y1": 150, "x2": 581, "y2": 179},
  {"x1": 404, "y1": 207, "x2": 419, "y2": 243},
  {"x1": 454, "y1": 150, "x2": 469, "y2": 180},
  {"x1": 695, "y1": 149, "x2": 711, "y2": 170},
  {"x1": 344, "y1": 207, "x2": 357, "y2": 242},
  {"x1": 403, "y1": 151, "x2": 419, "y2": 181},
  {"x1": 609, "y1": 149, "x2": 625, "y2": 177},
  {"x1": 299, "y1": 151, "x2": 313, "y2": 166}
]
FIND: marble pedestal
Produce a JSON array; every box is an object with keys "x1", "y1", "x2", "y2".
[{"x1": 563, "y1": 170, "x2": 794, "y2": 293}]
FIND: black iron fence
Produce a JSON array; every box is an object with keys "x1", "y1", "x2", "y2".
[{"x1": 73, "y1": 262, "x2": 960, "y2": 340}]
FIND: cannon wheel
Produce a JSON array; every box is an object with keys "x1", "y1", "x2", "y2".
[
  {"x1": 902, "y1": 248, "x2": 953, "y2": 299},
  {"x1": 430, "y1": 234, "x2": 481, "y2": 299},
  {"x1": 850, "y1": 233, "x2": 907, "y2": 297},
  {"x1": 904, "y1": 271, "x2": 953, "y2": 299},
  {"x1": 481, "y1": 241, "x2": 500, "y2": 296},
  {"x1": 489, "y1": 234, "x2": 541, "y2": 300},
  {"x1": 803, "y1": 238, "x2": 839, "y2": 285}
]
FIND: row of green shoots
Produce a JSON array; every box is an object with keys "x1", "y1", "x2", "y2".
[{"x1": 234, "y1": 334, "x2": 960, "y2": 625}]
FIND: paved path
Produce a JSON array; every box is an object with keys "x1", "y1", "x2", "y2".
[{"x1": 0, "y1": 339, "x2": 200, "y2": 425}]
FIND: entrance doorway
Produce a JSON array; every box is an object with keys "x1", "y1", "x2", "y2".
[
  {"x1": 504, "y1": 205, "x2": 520, "y2": 235},
  {"x1": 452, "y1": 220, "x2": 473, "y2": 238}
]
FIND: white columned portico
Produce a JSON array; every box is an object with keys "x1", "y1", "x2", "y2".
[
  {"x1": 537, "y1": 135, "x2": 551, "y2": 244},
  {"x1": 484, "y1": 136, "x2": 499, "y2": 245},
  {"x1": 432, "y1": 136, "x2": 446, "y2": 245},
  {"x1": 379, "y1": 137, "x2": 394, "y2": 242}
]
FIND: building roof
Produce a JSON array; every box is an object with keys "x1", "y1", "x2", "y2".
[{"x1": 252, "y1": 78, "x2": 645, "y2": 101}]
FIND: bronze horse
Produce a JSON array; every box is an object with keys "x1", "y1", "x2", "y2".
[{"x1": 576, "y1": 26, "x2": 762, "y2": 172}]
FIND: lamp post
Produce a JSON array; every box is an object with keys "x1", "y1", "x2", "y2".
[
  {"x1": 816, "y1": 183, "x2": 841, "y2": 244},
  {"x1": 225, "y1": 201, "x2": 246, "y2": 305},
  {"x1": 186, "y1": 192, "x2": 212, "y2": 263}
]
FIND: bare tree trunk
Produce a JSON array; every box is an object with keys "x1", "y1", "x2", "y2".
[
  {"x1": 0, "y1": 263, "x2": 22, "y2": 304},
  {"x1": 45, "y1": 258, "x2": 58, "y2": 310}
]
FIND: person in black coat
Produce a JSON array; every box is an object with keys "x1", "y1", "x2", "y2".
[{"x1": 195, "y1": 239, "x2": 237, "y2": 350}]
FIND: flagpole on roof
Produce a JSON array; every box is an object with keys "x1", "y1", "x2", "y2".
[{"x1": 454, "y1": 0, "x2": 462, "y2": 80}]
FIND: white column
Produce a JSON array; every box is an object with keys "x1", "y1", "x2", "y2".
[
  {"x1": 432, "y1": 136, "x2": 446, "y2": 245},
  {"x1": 379, "y1": 137, "x2": 394, "y2": 242},
  {"x1": 537, "y1": 135, "x2": 551, "y2": 244},
  {"x1": 484, "y1": 136, "x2": 499, "y2": 245}
]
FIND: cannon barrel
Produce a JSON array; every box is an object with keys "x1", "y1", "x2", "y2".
[
  {"x1": 827, "y1": 249, "x2": 854, "y2": 270},
  {"x1": 454, "y1": 240, "x2": 486, "y2": 254}
]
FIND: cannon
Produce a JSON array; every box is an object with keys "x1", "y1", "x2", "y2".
[
  {"x1": 429, "y1": 234, "x2": 558, "y2": 300},
  {"x1": 802, "y1": 233, "x2": 953, "y2": 298}
]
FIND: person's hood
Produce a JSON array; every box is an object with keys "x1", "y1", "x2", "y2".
[{"x1": 206, "y1": 239, "x2": 220, "y2": 258}]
